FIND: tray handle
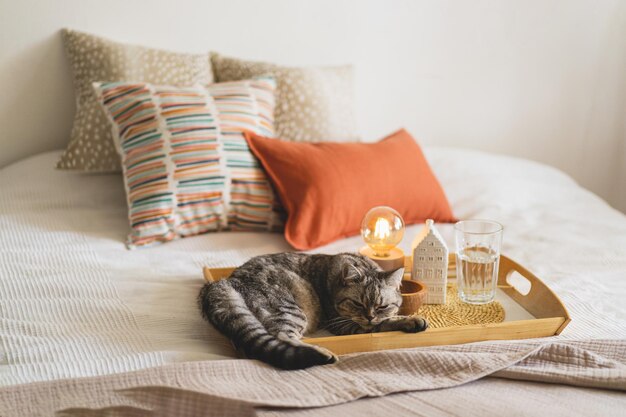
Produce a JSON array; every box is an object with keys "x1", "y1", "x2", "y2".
[{"x1": 497, "y1": 255, "x2": 570, "y2": 327}]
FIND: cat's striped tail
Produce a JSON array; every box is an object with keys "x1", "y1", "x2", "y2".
[{"x1": 198, "y1": 280, "x2": 337, "y2": 370}]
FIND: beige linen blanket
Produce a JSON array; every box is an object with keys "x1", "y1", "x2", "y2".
[{"x1": 1, "y1": 339, "x2": 624, "y2": 417}]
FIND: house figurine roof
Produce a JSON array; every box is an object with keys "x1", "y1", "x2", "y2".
[{"x1": 412, "y1": 219, "x2": 446, "y2": 249}]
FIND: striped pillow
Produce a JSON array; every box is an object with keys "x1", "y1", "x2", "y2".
[{"x1": 93, "y1": 77, "x2": 282, "y2": 248}]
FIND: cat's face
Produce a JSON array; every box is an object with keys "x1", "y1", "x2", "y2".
[{"x1": 332, "y1": 254, "x2": 404, "y2": 329}]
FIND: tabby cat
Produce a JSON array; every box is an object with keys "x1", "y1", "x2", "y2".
[{"x1": 198, "y1": 252, "x2": 428, "y2": 370}]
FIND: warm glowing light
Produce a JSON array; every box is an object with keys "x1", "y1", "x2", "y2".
[
  {"x1": 374, "y1": 217, "x2": 392, "y2": 240},
  {"x1": 361, "y1": 206, "x2": 405, "y2": 257}
]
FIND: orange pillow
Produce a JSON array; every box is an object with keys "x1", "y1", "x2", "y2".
[{"x1": 245, "y1": 129, "x2": 456, "y2": 250}]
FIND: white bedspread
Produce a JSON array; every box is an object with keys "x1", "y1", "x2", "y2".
[{"x1": 1, "y1": 149, "x2": 625, "y2": 388}]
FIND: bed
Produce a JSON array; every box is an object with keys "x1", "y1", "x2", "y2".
[{"x1": 1, "y1": 148, "x2": 625, "y2": 416}]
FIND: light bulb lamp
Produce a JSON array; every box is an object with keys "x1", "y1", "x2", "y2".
[{"x1": 359, "y1": 206, "x2": 406, "y2": 271}]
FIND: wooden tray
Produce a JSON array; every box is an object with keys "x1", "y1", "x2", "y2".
[{"x1": 202, "y1": 254, "x2": 570, "y2": 355}]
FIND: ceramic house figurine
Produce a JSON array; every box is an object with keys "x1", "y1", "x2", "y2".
[{"x1": 411, "y1": 219, "x2": 448, "y2": 304}]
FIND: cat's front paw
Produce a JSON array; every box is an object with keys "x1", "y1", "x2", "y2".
[{"x1": 398, "y1": 316, "x2": 428, "y2": 333}]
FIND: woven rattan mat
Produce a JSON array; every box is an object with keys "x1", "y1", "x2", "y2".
[{"x1": 420, "y1": 285, "x2": 505, "y2": 328}]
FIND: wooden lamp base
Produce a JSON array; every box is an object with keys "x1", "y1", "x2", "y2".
[{"x1": 359, "y1": 246, "x2": 405, "y2": 272}]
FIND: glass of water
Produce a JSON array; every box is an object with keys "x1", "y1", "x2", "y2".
[{"x1": 455, "y1": 220, "x2": 503, "y2": 304}]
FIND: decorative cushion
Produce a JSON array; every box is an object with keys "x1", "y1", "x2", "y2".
[
  {"x1": 93, "y1": 77, "x2": 281, "y2": 248},
  {"x1": 58, "y1": 29, "x2": 214, "y2": 172},
  {"x1": 212, "y1": 53, "x2": 358, "y2": 143},
  {"x1": 245, "y1": 129, "x2": 456, "y2": 250}
]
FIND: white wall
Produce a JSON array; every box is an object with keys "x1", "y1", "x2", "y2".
[{"x1": 0, "y1": 0, "x2": 624, "y2": 212}]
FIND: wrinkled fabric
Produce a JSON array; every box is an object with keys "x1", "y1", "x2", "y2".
[{"x1": 0, "y1": 339, "x2": 624, "y2": 416}]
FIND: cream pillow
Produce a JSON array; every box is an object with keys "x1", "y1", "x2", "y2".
[
  {"x1": 58, "y1": 29, "x2": 214, "y2": 172},
  {"x1": 211, "y1": 53, "x2": 358, "y2": 143}
]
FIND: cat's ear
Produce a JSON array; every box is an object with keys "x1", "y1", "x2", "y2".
[
  {"x1": 383, "y1": 268, "x2": 404, "y2": 290},
  {"x1": 341, "y1": 264, "x2": 362, "y2": 286}
]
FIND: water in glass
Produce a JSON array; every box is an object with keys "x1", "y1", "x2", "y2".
[{"x1": 457, "y1": 246, "x2": 499, "y2": 304}]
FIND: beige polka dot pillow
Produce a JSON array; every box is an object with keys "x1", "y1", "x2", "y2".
[
  {"x1": 212, "y1": 53, "x2": 358, "y2": 143},
  {"x1": 57, "y1": 29, "x2": 213, "y2": 172}
]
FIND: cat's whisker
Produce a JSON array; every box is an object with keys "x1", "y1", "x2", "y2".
[
  {"x1": 326, "y1": 317, "x2": 350, "y2": 325},
  {"x1": 326, "y1": 318, "x2": 358, "y2": 334},
  {"x1": 327, "y1": 323, "x2": 346, "y2": 333},
  {"x1": 330, "y1": 317, "x2": 352, "y2": 324},
  {"x1": 325, "y1": 317, "x2": 344, "y2": 323},
  {"x1": 339, "y1": 322, "x2": 355, "y2": 332},
  {"x1": 325, "y1": 322, "x2": 343, "y2": 331},
  {"x1": 325, "y1": 316, "x2": 350, "y2": 325}
]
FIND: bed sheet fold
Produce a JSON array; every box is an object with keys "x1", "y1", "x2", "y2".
[{"x1": 0, "y1": 339, "x2": 624, "y2": 416}]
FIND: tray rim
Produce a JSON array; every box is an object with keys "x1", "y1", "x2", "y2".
[{"x1": 202, "y1": 254, "x2": 570, "y2": 354}]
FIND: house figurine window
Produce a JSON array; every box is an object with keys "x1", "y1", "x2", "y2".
[{"x1": 410, "y1": 219, "x2": 449, "y2": 305}]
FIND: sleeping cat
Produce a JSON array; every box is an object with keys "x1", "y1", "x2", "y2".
[{"x1": 198, "y1": 252, "x2": 428, "y2": 370}]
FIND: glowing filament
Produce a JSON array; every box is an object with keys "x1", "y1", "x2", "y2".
[{"x1": 374, "y1": 217, "x2": 391, "y2": 241}]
